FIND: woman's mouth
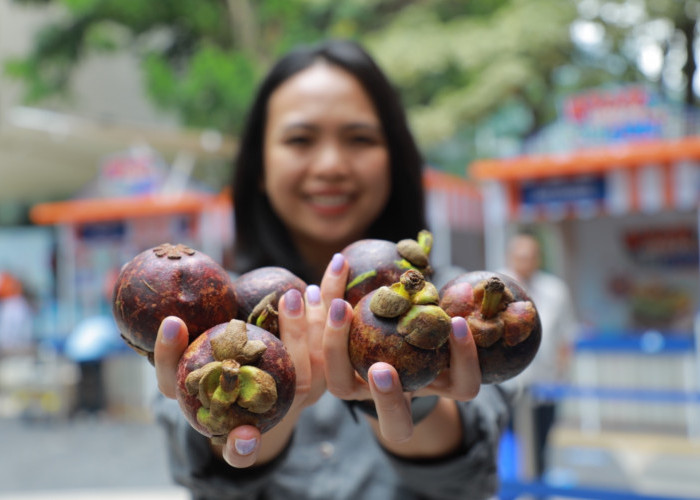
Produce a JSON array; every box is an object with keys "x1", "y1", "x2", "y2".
[{"x1": 306, "y1": 193, "x2": 354, "y2": 215}]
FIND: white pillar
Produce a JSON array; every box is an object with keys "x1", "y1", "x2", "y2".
[{"x1": 482, "y1": 180, "x2": 508, "y2": 271}]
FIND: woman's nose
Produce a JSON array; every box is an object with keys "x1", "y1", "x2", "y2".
[{"x1": 312, "y1": 141, "x2": 350, "y2": 175}]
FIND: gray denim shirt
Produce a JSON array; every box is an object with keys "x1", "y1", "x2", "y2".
[
  {"x1": 155, "y1": 384, "x2": 513, "y2": 500},
  {"x1": 153, "y1": 265, "x2": 515, "y2": 499}
]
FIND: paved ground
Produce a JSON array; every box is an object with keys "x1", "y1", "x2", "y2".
[
  {"x1": 547, "y1": 426, "x2": 700, "y2": 499},
  {"x1": 0, "y1": 413, "x2": 188, "y2": 499},
  {"x1": 3, "y1": 409, "x2": 700, "y2": 500}
]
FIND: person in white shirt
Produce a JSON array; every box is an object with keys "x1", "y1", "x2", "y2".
[{"x1": 501, "y1": 232, "x2": 578, "y2": 479}]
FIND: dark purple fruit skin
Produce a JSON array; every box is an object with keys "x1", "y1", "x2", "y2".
[
  {"x1": 343, "y1": 239, "x2": 432, "y2": 307},
  {"x1": 349, "y1": 289, "x2": 449, "y2": 392},
  {"x1": 439, "y1": 271, "x2": 541, "y2": 384},
  {"x1": 232, "y1": 266, "x2": 306, "y2": 324},
  {"x1": 176, "y1": 322, "x2": 296, "y2": 437},
  {"x1": 112, "y1": 244, "x2": 237, "y2": 359}
]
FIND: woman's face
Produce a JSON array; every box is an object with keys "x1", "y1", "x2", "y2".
[{"x1": 263, "y1": 62, "x2": 391, "y2": 251}]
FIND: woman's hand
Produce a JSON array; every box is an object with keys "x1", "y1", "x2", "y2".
[
  {"x1": 152, "y1": 254, "x2": 351, "y2": 468},
  {"x1": 322, "y1": 257, "x2": 481, "y2": 452},
  {"x1": 152, "y1": 287, "x2": 324, "y2": 467}
]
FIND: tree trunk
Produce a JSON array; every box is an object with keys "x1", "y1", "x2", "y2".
[
  {"x1": 679, "y1": 17, "x2": 696, "y2": 106},
  {"x1": 226, "y1": 0, "x2": 265, "y2": 61}
]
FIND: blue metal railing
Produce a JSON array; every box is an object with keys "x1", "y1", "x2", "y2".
[{"x1": 499, "y1": 480, "x2": 700, "y2": 500}]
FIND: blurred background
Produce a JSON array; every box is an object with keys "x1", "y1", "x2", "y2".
[{"x1": 1, "y1": 0, "x2": 700, "y2": 498}]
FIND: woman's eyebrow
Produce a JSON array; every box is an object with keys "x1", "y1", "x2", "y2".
[
  {"x1": 343, "y1": 122, "x2": 383, "y2": 132},
  {"x1": 281, "y1": 122, "x2": 316, "y2": 131}
]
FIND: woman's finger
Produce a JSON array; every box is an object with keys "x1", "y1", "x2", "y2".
[
  {"x1": 278, "y1": 289, "x2": 313, "y2": 399},
  {"x1": 221, "y1": 425, "x2": 262, "y2": 468},
  {"x1": 319, "y1": 253, "x2": 348, "y2": 307},
  {"x1": 367, "y1": 362, "x2": 413, "y2": 442},
  {"x1": 304, "y1": 284, "x2": 326, "y2": 359},
  {"x1": 427, "y1": 316, "x2": 481, "y2": 400},
  {"x1": 154, "y1": 316, "x2": 189, "y2": 399},
  {"x1": 323, "y1": 298, "x2": 366, "y2": 400}
]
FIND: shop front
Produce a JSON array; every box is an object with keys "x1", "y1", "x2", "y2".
[{"x1": 471, "y1": 135, "x2": 700, "y2": 435}]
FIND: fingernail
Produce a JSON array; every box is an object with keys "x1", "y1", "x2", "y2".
[
  {"x1": 372, "y1": 369, "x2": 393, "y2": 392},
  {"x1": 306, "y1": 285, "x2": 321, "y2": 306},
  {"x1": 330, "y1": 253, "x2": 345, "y2": 274},
  {"x1": 234, "y1": 437, "x2": 257, "y2": 456},
  {"x1": 452, "y1": 317, "x2": 467, "y2": 340},
  {"x1": 329, "y1": 298, "x2": 346, "y2": 325},
  {"x1": 284, "y1": 289, "x2": 302, "y2": 315},
  {"x1": 161, "y1": 317, "x2": 180, "y2": 344}
]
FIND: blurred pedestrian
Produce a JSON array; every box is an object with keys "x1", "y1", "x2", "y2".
[
  {"x1": 0, "y1": 272, "x2": 34, "y2": 357},
  {"x1": 501, "y1": 231, "x2": 578, "y2": 480}
]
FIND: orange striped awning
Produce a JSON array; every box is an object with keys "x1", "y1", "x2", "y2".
[{"x1": 468, "y1": 137, "x2": 700, "y2": 221}]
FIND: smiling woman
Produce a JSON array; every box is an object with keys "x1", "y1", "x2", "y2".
[
  {"x1": 232, "y1": 40, "x2": 426, "y2": 284},
  {"x1": 153, "y1": 39, "x2": 511, "y2": 500},
  {"x1": 262, "y1": 62, "x2": 392, "y2": 272}
]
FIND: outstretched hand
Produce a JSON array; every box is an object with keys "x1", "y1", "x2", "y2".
[
  {"x1": 153, "y1": 253, "x2": 481, "y2": 464},
  {"x1": 321, "y1": 256, "x2": 481, "y2": 445},
  {"x1": 152, "y1": 253, "x2": 351, "y2": 468}
]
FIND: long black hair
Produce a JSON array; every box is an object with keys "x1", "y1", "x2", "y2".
[{"x1": 232, "y1": 39, "x2": 427, "y2": 283}]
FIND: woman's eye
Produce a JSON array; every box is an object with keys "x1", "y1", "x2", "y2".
[
  {"x1": 350, "y1": 135, "x2": 378, "y2": 145},
  {"x1": 285, "y1": 136, "x2": 312, "y2": 146}
]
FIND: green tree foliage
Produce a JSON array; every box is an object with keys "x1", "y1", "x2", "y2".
[
  {"x1": 4, "y1": 0, "x2": 571, "y2": 140},
  {"x1": 569, "y1": 0, "x2": 700, "y2": 105},
  {"x1": 364, "y1": 0, "x2": 576, "y2": 145},
  {"x1": 7, "y1": 0, "x2": 697, "y2": 175}
]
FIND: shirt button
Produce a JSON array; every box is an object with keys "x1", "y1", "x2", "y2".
[{"x1": 319, "y1": 441, "x2": 335, "y2": 458}]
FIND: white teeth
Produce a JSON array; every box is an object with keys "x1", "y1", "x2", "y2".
[{"x1": 308, "y1": 194, "x2": 351, "y2": 206}]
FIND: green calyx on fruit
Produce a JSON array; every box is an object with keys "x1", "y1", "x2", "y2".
[
  {"x1": 369, "y1": 269, "x2": 450, "y2": 350},
  {"x1": 346, "y1": 269, "x2": 378, "y2": 292},
  {"x1": 185, "y1": 320, "x2": 277, "y2": 435},
  {"x1": 468, "y1": 277, "x2": 536, "y2": 348},
  {"x1": 395, "y1": 229, "x2": 433, "y2": 273},
  {"x1": 345, "y1": 230, "x2": 434, "y2": 295},
  {"x1": 248, "y1": 291, "x2": 279, "y2": 333}
]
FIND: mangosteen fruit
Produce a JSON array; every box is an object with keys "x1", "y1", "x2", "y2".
[
  {"x1": 439, "y1": 271, "x2": 541, "y2": 384},
  {"x1": 342, "y1": 230, "x2": 434, "y2": 307},
  {"x1": 112, "y1": 243, "x2": 237, "y2": 364},
  {"x1": 176, "y1": 319, "x2": 296, "y2": 442},
  {"x1": 348, "y1": 269, "x2": 451, "y2": 392},
  {"x1": 232, "y1": 266, "x2": 307, "y2": 336}
]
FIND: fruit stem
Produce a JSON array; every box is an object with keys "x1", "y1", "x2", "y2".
[
  {"x1": 219, "y1": 360, "x2": 240, "y2": 393},
  {"x1": 400, "y1": 268, "x2": 425, "y2": 294},
  {"x1": 480, "y1": 277, "x2": 505, "y2": 319}
]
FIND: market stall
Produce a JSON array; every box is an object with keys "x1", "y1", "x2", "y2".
[
  {"x1": 26, "y1": 147, "x2": 232, "y2": 417},
  {"x1": 30, "y1": 146, "x2": 233, "y2": 335},
  {"x1": 470, "y1": 135, "x2": 700, "y2": 436}
]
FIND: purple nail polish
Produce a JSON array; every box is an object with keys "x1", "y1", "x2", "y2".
[
  {"x1": 452, "y1": 317, "x2": 467, "y2": 340},
  {"x1": 234, "y1": 437, "x2": 257, "y2": 456},
  {"x1": 330, "y1": 253, "x2": 345, "y2": 274},
  {"x1": 306, "y1": 285, "x2": 321, "y2": 306},
  {"x1": 284, "y1": 288, "x2": 302, "y2": 314},
  {"x1": 372, "y1": 369, "x2": 393, "y2": 392},
  {"x1": 329, "y1": 298, "x2": 346, "y2": 324},
  {"x1": 161, "y1": 317, "x2": 180, "y2": 343}
]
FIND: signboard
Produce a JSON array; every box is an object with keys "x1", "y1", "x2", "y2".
[
  {"x1": 561, "y1": 85, "x2": 674, "y2": 143},
  {"x1": 78, "y1": 146, "x2": 169, "y2": 198},
  {"x1": 521, "y1": 175, "x2": 606, "y2": 206}
]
